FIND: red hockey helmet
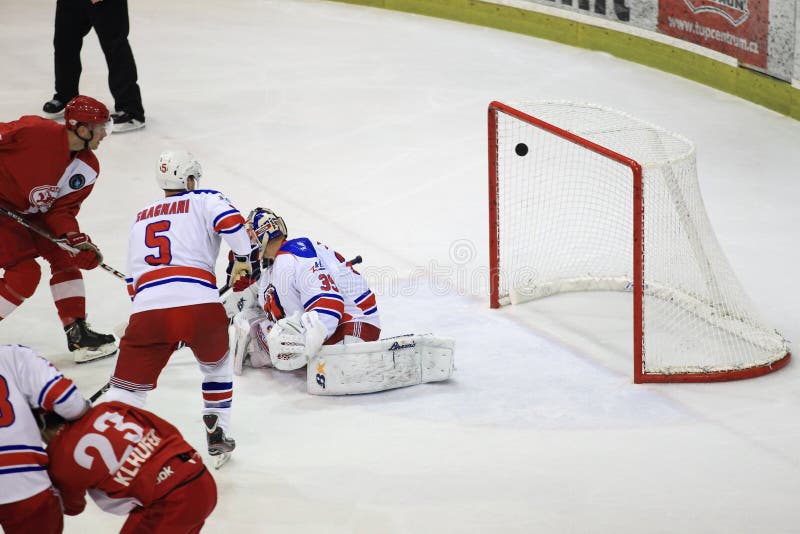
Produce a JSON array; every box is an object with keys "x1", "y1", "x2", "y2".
[{"x1": 64, "y1": 96, "x2": 110, "y2": 130}]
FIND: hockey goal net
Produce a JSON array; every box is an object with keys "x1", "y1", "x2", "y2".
[{"x1": 488, "y1": 101, "x2": 790, "y2": 383}]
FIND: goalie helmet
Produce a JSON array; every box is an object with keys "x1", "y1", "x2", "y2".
[
  {"x1": 247, "y1": 207, "x2": 287, "y2": 248},
  {"x1": 64, "y1": 95, "x2": 110, "y2": 131},
  {"x1": 156, "y1": 150, "x2": 202, "y2": 190}
]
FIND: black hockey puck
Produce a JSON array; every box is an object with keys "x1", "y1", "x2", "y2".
[{"x1": 515, "y1": 143, "x2": 528, "y2": 156}]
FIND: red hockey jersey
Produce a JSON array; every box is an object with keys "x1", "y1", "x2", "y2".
[
  {"x1": 0, "y1": 115, "x2": 99, "y2": 236},
  {"x1": 46, "y1": 401, "x2": 201, "y2": 516}
]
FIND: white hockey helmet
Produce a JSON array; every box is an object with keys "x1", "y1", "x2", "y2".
[
  {"x1": 246, "y1": 207, "x2": 287, "y2": 249},
  {"x1": 155, "y1": 150, "x2": 202, "y2": 190}
]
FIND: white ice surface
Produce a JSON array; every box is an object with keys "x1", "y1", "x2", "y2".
[{"x1": 1, "y1": 1, "x2": 800, "y2": 532}]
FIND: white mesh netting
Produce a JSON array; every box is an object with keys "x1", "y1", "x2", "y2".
[{"x1": 492, "y1": 101, "x2": 789, "y2": 379}]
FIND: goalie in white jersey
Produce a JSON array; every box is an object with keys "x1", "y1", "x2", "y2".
[
  {"x1": 231, "y1": 207, "x2": 381, "y2": 375},
  {"x1": 106, "y1": 150, "x2": 259, "y2": 465},
  {"x1": 0, "y1": 344, "x2": 89, "y2": 533},
  {"x1": 230, "y1": 208, "x2": 455, "y2": 395}
]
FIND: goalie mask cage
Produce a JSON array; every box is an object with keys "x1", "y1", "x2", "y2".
[{"x1": 488, "y1": 101, "x2": 790, "y2": 383}]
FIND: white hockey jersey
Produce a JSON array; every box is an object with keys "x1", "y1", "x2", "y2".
[
  {"x1": 126, "y1": 189, "x2": 252, "y2": 313},
  {"x1": 258, "y1": 238, "x2": 380, "y2": 339},
  {"x1": 0, "y1": 344, "x2": 88, "y2": 504}
]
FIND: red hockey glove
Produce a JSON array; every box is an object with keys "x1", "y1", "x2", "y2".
[
  {"x1": 64, "y1": 232, "x2": 103, "y2": 270},
  {"x1": 230, "y1": 245, "x2": 261, "y2": 290}
]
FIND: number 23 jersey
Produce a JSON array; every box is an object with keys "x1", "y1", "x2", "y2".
[{"x1": 46, "y1": 401, "x2": 196, "y2": 515}]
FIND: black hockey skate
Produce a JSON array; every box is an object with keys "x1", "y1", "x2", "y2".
[
  {"x1": 42, "y1": 97, "x2": 67, "y2": 118},
  {"x1": 204, "y1": 413, "x2": 235, "y2": 469},
  {"x1": 65, "y1": 319, "x2": 117, "y2": 363},
  {"x1": 111, "y1": 111, "x2": 145, "y2": 133}
]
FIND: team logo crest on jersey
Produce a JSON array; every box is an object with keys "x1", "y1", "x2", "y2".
[
  {"x1": 683, "y1": 0, "x2": 749, "y2": 26},
  {"x1": 264, "y1": 284, "x2": 286, "y2": 322},
  {"x1": 28, "y1": 185, "x2": 59, "y2": 212},
  {"x1": 68, "y1": 174, "x2": 86, "y2": 190}
]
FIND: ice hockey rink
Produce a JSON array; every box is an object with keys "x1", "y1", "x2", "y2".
[{"x1": 2, "y1": 0, "x2": 800, "y2": 532}]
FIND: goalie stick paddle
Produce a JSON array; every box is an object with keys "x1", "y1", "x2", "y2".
[{"x1": 0, "y1": 205, "x2": 127, "y2": 281}]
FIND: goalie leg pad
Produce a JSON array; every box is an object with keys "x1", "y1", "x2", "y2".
[
  {"x1": 232, "y1": 308, "x2": 267, "y2": 375},
  {"x1": 249, "y1": 319, "x2": 273, "y2": 368},
  {"x1": 232, "y1": 313, "x2": 251, "y2": 376},
  {"x1": 307, "y1": 334, "x2": 455, "y2": 395}
]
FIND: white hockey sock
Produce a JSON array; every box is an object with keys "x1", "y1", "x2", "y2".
[
  {"x1": 104, "y1": 386, "x2": 148, "y2": 408},
  {"x1": 200, "y1": 352, "x2": 233, "y2": 433}
]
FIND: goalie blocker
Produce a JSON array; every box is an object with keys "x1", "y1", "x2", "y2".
[{"x1": 307, "y1": 334, "x2": 455, "y2": 396}]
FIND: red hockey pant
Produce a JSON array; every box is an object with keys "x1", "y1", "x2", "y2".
[
  {"x1": 325, "y1": 321, "x2": 381, "y2": 345},
  {"x1": 0, "y1": 486, "x2": 63, "y2": 534},
  {"x1": 113, "y1": 303, "x2": 229, "y2": 390},
  {"x1": 0, "y1": 215, "x2": 84, "y2": 323},
  {"x1": 121, "y1": 467, "x2": 217, "y2": 534}
]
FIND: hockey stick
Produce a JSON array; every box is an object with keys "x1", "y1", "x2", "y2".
[
  {"x1": 220, "y1": 254, "x2": 364, "y2": 326},
  {"x1": 113, "y1": 260, "x2": 254, "y2": 337},
  {"x1": 218, "y1": 255, "x2": 363, "y2": 301},
  {"x1": 89, "y1": 381, "x2": 110, "y2": 403},
  {"x1": 0, "y1": 205, "x2": 126, "y2": 280}
]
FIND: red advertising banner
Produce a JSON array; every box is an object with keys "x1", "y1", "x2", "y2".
[{"x1": 658, "y1": 0, "x2": 769, "y2": 69}]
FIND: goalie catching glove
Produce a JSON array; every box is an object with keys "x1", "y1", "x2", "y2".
[
  {"x1": 228, "y1": 244, "x2": 261, "y2": 291},
  {"x1": 266, "y1": 311, "x2": 328, "y2": 370},
  {"x1": 63, "y1": 232, "x2": 102, "y2": 270}
]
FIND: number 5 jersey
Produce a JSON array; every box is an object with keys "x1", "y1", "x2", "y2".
[{"x1": 125, "y1": 189, "x2": 252, "y2": 313}]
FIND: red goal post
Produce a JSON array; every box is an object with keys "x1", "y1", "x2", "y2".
[{"x1": 487, "y1": 100, "x2": 790, "y2": 383}]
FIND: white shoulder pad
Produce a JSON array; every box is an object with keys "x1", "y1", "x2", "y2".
[{"x1": 307, "y1": 334, "x2": 454, "y2": 395}]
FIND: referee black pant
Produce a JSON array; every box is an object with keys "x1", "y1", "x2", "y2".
[{"x1": 53, "y1": 0, "x2": 145, "y2": 121}]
